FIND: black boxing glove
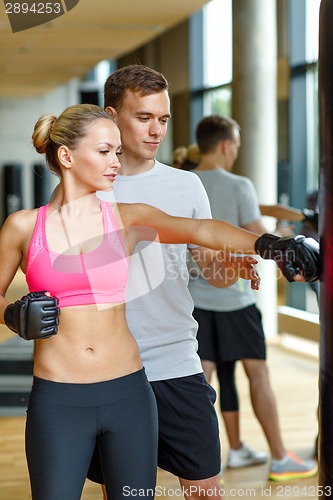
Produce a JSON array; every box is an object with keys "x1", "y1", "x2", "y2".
[
  {"x1": 302, "y1": 208, "x2": 319, "y2": 228},
  {"x1": 4, "y1": 291, "x2": 60, "y2": 340},
  {"x1": 255, "y1": 233, "x2": 320, "y2": 283}
]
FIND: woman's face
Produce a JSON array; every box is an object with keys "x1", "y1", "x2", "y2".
[{"x1": 65, "y1": 118, "x2": 122, "y2": 192}]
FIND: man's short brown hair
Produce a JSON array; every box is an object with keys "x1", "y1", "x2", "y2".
[
  {"x1": 104, "y1": 64, "x2": 169, "y2": 111},
  {"x1": 196, "y1": 115, "x2": 240, "y2": 154}
]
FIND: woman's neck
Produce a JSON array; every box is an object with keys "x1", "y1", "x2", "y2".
[{"x1": 49, "y1": 183, "x2": 100, "y2": 215}]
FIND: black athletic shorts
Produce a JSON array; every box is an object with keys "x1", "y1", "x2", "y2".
[
  {"x1": 150, "y1": 373, "x2": 221, "y2": 480},
  {"x1": 193, "y1": 304, "x2": 266, "y2": 363},
  {"x1": 88, "y1": 373, "x2": 221, "y2": 483}
]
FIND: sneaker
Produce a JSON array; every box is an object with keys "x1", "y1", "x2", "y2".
[
  {"x1": 268, "y1": 451, "x2": 318, "y2": 481},
  {"x1": 227, "y1": 442, "x2": 268, "y2": 468}
]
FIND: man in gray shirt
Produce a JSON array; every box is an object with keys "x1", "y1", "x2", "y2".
[
  {"x1": 88, "y1": 67, "x2": 318, "y2": 498},
  {"x1": 190, "y1": 114, "x2": 318, "y2": 482}
]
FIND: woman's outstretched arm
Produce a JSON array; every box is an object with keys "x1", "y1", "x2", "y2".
[{"x1": 119, "y1": 203, "x2": 320, "y2": 284}]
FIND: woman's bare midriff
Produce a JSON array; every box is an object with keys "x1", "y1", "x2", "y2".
[{"x1": 33, "y1": 303, "x2": 142, "y2": 383}]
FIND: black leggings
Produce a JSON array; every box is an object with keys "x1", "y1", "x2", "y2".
[
  {"x1": 25, "y1": 369, "x2": 158, "y2": 500},
  {"x1": 216, "y1": 361, "x2": 239, "y2": 412}
]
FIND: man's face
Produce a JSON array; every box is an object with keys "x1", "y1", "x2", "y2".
[
  {"x1": 225, "y1": 128, "x2": 241, "y2": 171},
  {"x1": 110, "y1": 90, "x2": 171, "y2": 167}
]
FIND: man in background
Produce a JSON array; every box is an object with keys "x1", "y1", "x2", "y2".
[{"x1": 189, "y1": 114, "x2": 318, "y2": 481}]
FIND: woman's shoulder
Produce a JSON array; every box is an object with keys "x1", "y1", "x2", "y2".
[
  {"x1": 116, "y1": 201, "x2": 154, "y2": 217},
  {"x1": 116, "y1": 202, "x2": 163, "y2": 229},
  {"x1": 2, "y1": 209, "x2": 38, "y2": 236},
  {"x1": 6, "y1": 208, "x2": 38, "y2": 222}
]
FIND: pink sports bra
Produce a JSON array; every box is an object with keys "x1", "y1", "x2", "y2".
[{"x1": 26, "y1": 202, "x2": 129, "y2": 308}]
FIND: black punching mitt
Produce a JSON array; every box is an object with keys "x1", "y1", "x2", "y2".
[
  {"x1": 255, "y1": 233, "x2": 320, "y2": 283},
  {"x1": 4, "y1": 291, "x2": 60, "y2": 340},
  {"x1": 302, "y1": 208, "x2": 319, "y2": 229}
]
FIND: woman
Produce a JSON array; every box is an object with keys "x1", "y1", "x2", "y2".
[{"x1": 0, "y1": 104, "x2": 309, "y2": 499}]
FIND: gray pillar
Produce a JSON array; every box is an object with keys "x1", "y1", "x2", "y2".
[
  {"x1": 232, "y1": 0, "x2": 277, "y2": 201},
  {"x1": 232, "y1": 0, "x2": 278, "y2": 336}
]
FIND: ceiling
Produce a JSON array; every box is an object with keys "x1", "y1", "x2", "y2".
[{"x1": 0, "y1": 0, "x2": 208, "y2": 98}]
